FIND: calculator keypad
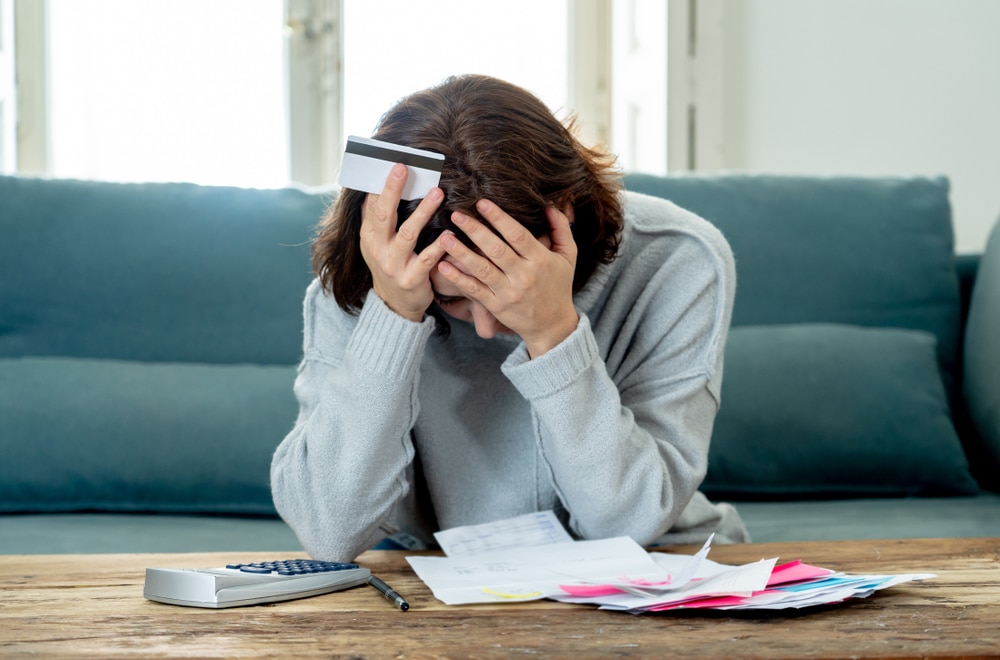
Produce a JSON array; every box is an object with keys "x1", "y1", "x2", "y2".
[{"x1": 224, "y1": 560, "x2": 359, "y2": 576}]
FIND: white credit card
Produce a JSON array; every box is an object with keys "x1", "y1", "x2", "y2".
[{"x1": 337, "y1": 135, "x2": 445, "y2": 201}]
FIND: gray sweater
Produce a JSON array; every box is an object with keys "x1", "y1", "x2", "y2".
[{"x1": 271, "y1": 191, "x2": 749, "y2": 561}]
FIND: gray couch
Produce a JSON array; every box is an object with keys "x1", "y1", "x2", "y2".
[{"x1": 1, "y1": 172, "x2": 998, "y2": 554}]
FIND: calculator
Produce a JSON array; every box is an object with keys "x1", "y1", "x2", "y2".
[{"x1": 143, "y1": 559, "x2": 371, "y2": 608}]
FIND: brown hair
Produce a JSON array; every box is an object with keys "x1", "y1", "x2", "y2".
[{"x1": 313, "y1": 74, "x2": 624, "y2": 320}]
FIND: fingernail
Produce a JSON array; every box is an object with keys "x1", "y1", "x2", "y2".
[
  {"x1": 392, "y1": 163, "x2": 406, "y2": 178},
  {"x1": 438, "y1": 261, "x2": 453, "y2": 274},
  {"x1": 452, "y1": 213, "x2": 468, "y2": 226},
  {"x1": 440, "y1": 232, "x2": 456, "y2": 248}
]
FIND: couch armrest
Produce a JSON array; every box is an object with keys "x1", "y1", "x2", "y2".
[
  {"x1": 961, "y1": 217, "x2": 1000, "y2": 492},
  {"x1": 956, "y1": 253, "x2": 980, "y2": 333}
]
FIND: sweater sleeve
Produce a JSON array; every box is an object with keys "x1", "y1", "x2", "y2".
[
  {"x1": 270, "y1": 284, "x2": 435, "y2": 561},
  {"x1": 501, "y1": 224, "x2": 735, "y2": 546}
]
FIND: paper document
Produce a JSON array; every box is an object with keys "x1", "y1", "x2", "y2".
[
  {"x1": 434, "y1": 510, "x2": 573, "y2": 557},
  {"x1": 406, "y1": 510, "x2": 935, "y2": 612},
  {"x1": 408, "y1": 536, "x2": 668, "y2": 605}
]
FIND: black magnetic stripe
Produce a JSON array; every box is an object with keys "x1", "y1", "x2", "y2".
[{"x1": 345, "y1": 140, "x2": 444, "y2": 172}]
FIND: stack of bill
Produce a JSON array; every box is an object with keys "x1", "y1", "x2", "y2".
[{"x1": 406, "y1": 511, "x2": 934, "y2": 613}]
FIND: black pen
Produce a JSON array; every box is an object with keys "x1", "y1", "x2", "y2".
[{"x1": 368, "y1": 575, "x2": 409, "y2": 611}]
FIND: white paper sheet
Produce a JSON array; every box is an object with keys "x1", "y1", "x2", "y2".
[
  {"x1": 433, "y1": 510, "x2": 574, "y2": 557},
  {"x1": 407, "y1": 536, "x2": 669, "y2": 605}
]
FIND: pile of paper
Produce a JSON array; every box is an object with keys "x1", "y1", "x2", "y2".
[
  {"x1": 406, "y1": 511, "x2": 935, "y2": 613},
  {"x1": 553, "y1": 544, "x2": 935, "y2": 612}
]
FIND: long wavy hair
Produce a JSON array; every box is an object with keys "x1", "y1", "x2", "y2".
[{"x1": 313, "y1": 74, "x2": 624, "y2": 327}]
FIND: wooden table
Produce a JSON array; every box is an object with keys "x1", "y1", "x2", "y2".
[{"x1": 1, "y1": 537, "x2": 998, "y2": 658}]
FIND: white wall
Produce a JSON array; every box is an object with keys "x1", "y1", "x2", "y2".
[{"x1": 719, "y1": 0, "x2": 1000, "y2": 253}]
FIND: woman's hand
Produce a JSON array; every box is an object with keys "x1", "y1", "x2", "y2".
[
  {"x1": 437, "y1": 199, "x2": 580, "y2": 358},
  {"x1": 359, "y1": 163, "x2": 449, "y2": 322}
]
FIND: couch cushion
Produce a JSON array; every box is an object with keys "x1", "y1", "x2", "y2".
[
  {"x1": 0, "y1": 514, "x2": 304, "y2": 554},
  {"x1": 735, "y1": 494, "x2": 1000, "y2": 542},
  {"x1": 0, "y1": 175, "x2": 326, "y2": 365},
  {"x1": 703, "y1": 324, "x2": 978, "y2": 498},
  {"x1": 623, "y1": 174, "x2": 962, "y2": 398},
  {"x1": 963, "y1": 217, "x2": 1000, "y2": 489},
  {"x1": 0, "y1": 357, "x2": 297, "y2": 514}
]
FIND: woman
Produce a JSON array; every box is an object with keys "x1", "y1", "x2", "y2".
[{"x1": 271, "y1": 74, "x2": 749, "y2": 561}]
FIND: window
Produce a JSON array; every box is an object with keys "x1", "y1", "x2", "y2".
[
  {"x1": 16, "y1": 1, "x2": 679, "y2": 188},
  {"x1": 47, "y1": 0, "x2": 288, "y2": 188},
  {"x1": 40, "y1": 0, "x2": 575, "y2": 188},
  {"x1": 341, "y1": 0, "x2": 568, "y2": 137}
]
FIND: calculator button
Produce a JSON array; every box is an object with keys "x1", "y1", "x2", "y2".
[
  {"x1": 223, "y1": 559, "x2": 360, "y2": 575},
  {"x1": 238, "y1": 565, "x2": 274, "y2": 574}
]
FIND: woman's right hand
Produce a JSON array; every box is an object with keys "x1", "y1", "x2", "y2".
[{"x1": 359, "y1": 162, "x2": 449, "y2": 322}]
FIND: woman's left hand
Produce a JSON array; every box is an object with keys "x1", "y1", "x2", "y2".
[{"x1": 437, "y1": 199, "x2": 580, "y2": 358}]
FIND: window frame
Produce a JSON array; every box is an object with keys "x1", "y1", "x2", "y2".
[{"x1": 12, "y1": 0, "x2": 48, "y2": 175}]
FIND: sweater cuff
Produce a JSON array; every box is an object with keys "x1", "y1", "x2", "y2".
[
  {"x1": 346, "y1": 290, "x2": 435, "y2": 382},
  {"x1": 501, "y1": 314, "x2": 599, "y2": 399}
]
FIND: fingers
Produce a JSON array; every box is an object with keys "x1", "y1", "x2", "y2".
[
  {"x1": 412, "y1": 229, "x2": 452, "y2": 277},
  {"x1": 362, "y1": 163, "x2": 408, "y2": 241},
  {"x1": 546, "y1": 206, "x2": 578, "y2": 260},
  {"x1": 444, "y1": 199, "x2": 578, "y2": 282},
  {"x1": 445, "y1": 201, "x2": 535, "y2": 283},
  {"x1": 440, "y1": 221, "x2": 506, "y2": 293},
  {"x1": 362, "y1": 160, "x2": 444, "y2": 261},
  {"x1": 468, "y1": 199, "x2": 537, "y2": 259},
  {"x1": 437, "y1": 201, "x2": 579, "y2": 357},
  {"x1": 357, "y1": 163, "x2": 450, "y2": 321},
  {"x1": 391, "y1": 187, "x2": 444, "y2": 260},
  {"x1": 436, "y1": 257, "x2": 485, "y2": 294}
]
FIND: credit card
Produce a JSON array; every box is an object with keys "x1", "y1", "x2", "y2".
[{"x1": 337, "y1": 135, "x2": 445, "y2": 200}]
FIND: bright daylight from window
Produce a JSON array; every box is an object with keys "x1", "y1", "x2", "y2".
[
  {"x1": 48, "y1": 0, "x2": 288, "y2": 188},
  {"x1": 342, "y1": 0, "x2": 567, "y2": 138},
  {"x1": 45, "y1": 0, "x2": 569, "y2": 189}
]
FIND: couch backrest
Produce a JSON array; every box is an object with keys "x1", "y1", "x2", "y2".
[
  {"x1": 623, "y1": 173, "x2": 962, "y2": 396},
  {"x1": 0, "y1": 175, "x2": 327, "y2": 365},
  {"x1": 0, "y1": 173, "x2": 963, "y2": 382}
]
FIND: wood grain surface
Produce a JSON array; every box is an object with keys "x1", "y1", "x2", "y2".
[{"x1": 1, "y1": 537, "x2": 998, "y2": 658}]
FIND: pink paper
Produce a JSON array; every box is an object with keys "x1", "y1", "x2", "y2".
[
  {"x1": 559, "y1": 584, "x2": 627, "y2": 597},
  {"x1": 767, "y1": 560, "x2": 834, "y2": 586},
  {"x1": 559, "y1": 575, "x2": 674, "y2": 597}
]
